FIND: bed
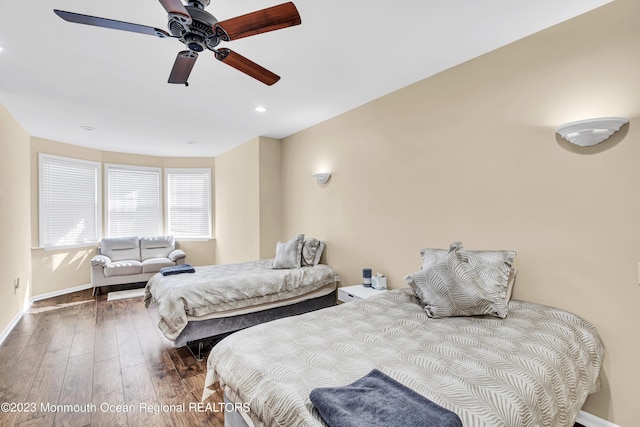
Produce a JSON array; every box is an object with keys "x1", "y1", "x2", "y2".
[
  {"x1": 203, "y1": 288, "x2": 604, "y2": 427},
  {"x1": 144, "y1": 236, "x2": 339, "y2": 354}
]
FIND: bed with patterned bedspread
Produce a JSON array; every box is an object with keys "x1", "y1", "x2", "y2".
[
  {"x1": 144, "y1": 259, "x2": 338, "y2": 344},
  {"x1": 203, "y1": 288, "x2": 604, "y2": 427}
]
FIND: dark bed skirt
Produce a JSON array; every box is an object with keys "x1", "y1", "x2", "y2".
[{"x1": 169, "y1": 290, "x2": 337, "y2": 348}]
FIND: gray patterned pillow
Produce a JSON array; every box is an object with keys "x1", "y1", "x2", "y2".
[
  {"x1": 273, "y1": 234, "x2": 305, "y2": 269},
  {"x1": 419, "y1": 244, "x2": 516, "y2": 302},
  {"x1": 313, "y1": 241, "x2": 325, "y2": 265},
  {"x1": 301, "y1": 238, "x2": 324, "y2": 266},
  {"x1": 406, "y1": 242, "x2": 509, "y2": 319}
]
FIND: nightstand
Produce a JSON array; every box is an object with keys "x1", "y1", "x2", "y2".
[{"x1": 337, "y1": 284, "x2": 385, "y2": 303}]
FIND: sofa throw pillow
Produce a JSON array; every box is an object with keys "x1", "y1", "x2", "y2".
[
  {"x1": 273, "y1": 234, "x2": 305, "y2": 269},
  {"x1": 419, "y1": 245, "x2": 516, "y2": 302},
  {"x1": 406, "y1": 242, "x2": 509, "y2": 319}
]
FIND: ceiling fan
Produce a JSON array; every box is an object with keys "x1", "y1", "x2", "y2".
[{"x1": 53, "y1": 0, "x2": 301, "y2": 86}]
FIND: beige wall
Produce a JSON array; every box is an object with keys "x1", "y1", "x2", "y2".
[
  {"x1": 29, "y1": 137, "x2": 216, "y2": 297},
  {"x1": 0, "y1": 104, "x2": 31, "y2": 335},
  {"x1": 280, "y1": 1, "x2": 639, "y2": 425},
  {"x1": 215, "y1": 137, "x2": 261, "y2": 264},
  {"x1": 258, "y1": 137, "x2": 282, "y2": 259},
  {"x1": 215, "y1": 136, "x2": 282, "y2": 264}
]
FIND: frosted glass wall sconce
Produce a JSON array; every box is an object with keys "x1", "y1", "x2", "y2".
[
  {"x1": 312, "y1": 172, "x2": 331, "y2": 185},
  {"x1": 556, "y1": 117, "x2": 628, "y2": 147}
]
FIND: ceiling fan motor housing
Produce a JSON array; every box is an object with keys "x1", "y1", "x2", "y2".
[{"x1": 169, "y1": 4, "x2": 220, "y2": 52}]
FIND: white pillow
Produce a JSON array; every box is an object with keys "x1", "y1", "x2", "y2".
[{"x1": 273, "y1": 234, "x2": 305, "y2": 269}]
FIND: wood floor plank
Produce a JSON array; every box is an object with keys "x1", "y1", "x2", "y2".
[
  {"x1": 136, "y1": 326, "x2": 179, "y2": 374},
  {"x1": 0, "y1": 342, "x2": 48, "y2": 427},
  {"x1": 48, "y1": 323, "x2": 76, "y2": 352},
  {"x1": 54, "y1": 352, "x2": 94, "y2": 427},
  {"x1": 91, "y1": 357, "x2": 127, "y2": 427},
  {"x1": 17, "y1": 348, "x2": 68, "y2": 425},
  {"x1": 121, "y1": 363, "x2": 167, "y2": 427},
  {"x1": 69, "y1": 328, "x2": 96, "y2": 358},
  {"x1": 115, "y1": 323, "x2": 146, "y2": 369},
  {"x1": 25, "y1": 315, "x2": 58, "y2": 347},
  {"x1": 93, "y1": 323, "x2": 118, "y2": 363},
  {"x1": 9, "y1": 313, "x2": 41, "y2": 338},
  {"x1": 130, "y1": 300, "x2": 155, "y2": 330}
]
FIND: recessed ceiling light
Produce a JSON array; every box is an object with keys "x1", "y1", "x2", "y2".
[
  {"x1": 255, "y1": 106, "x2": 267, "y2": 113},
  {"x1": 186, "y1": 140, "x2": 197, "y2": 145},
  {"x1": 80, "y1": 125, "x2": 95, "y2": 131}
]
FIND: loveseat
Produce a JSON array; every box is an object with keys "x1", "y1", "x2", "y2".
[{"x1": 90, "y1": 235, "x2": 186, "y2": 295}]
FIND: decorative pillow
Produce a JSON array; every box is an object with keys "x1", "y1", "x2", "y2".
[
  {"x1": 273, "y1": 234, "x2": 305, "y2": 269},
  {"x1": 301, "y1": 238, "x2": 322, "y2": 267},
  {"x1": 406, "y1": 242, "x2": 509, "y2": 319},
  {"x1": 313, "y1": 241, "x2": 325, "y2": 265},
  {"x1": 419, "y1": 245, "x2": 516, "y2": 302},
  {"x1": 505, "y1": 267, "x2": 517, "y2": 302}
]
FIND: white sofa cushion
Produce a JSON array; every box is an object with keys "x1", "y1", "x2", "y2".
[
  {"x1": 104, "y1": 260, "x2": 143, "y2": 277},
  {"x1": 101, "y1": 236, "x2": 141, "y2": 261},
  {"x1": 140, "y1": 236, "x2": 175, "y2": 259},
  {"x1": 142, "y1": 257, "x2": 176, "y2": 273}
]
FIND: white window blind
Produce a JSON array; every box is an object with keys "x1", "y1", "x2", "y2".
[
  {"x1": 39, "y1": 154, "x2": 101, "y2": 248},
  {"x1": 106, "y1": 164, "x2": 162, "y2": 237},
  {"x1": 166, "y1": 168, "x2": 211, "y2": 239}
]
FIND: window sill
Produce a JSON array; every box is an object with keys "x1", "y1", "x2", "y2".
[{"x1": 33, "y1": 242, "x2": 99, "y2": 252}]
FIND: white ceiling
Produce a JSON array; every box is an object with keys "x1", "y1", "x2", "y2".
[{"x1": 0, "y1": 0, "x2": 613, "y2": 157}]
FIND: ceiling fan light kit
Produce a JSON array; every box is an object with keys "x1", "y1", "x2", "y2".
[{"x1": 53, "y1": 0, "x2": 301, "y2": 86}]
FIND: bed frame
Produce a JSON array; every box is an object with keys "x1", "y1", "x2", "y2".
[
  {"x1": 151, "y1": 289, "x2": 337, "y2": 360},
  {"x1": 224, "y1": 394, "x2": 255, "y2": 427}
]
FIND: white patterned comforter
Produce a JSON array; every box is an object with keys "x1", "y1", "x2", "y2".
[
  {"x1": 204, "y1": 288, "x2": 604, "y2": 427},
  {"x1": 144, "y1": 259, "x2": 338, "y2": 341}
]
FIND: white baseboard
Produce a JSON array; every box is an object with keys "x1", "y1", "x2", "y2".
[
  {"x1": 0, "y1": 310, "x2": 25, "y2": 346},
  {"x1": 29, "y1": 283, "x2": 92, "y2": 304},
  {"x1": 577, "y1": 410, "x2": 620, "y2": 427}
]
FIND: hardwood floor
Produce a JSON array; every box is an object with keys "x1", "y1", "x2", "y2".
[{"x1": 0, "y1": 289, "x2": 224, "y2": 427}]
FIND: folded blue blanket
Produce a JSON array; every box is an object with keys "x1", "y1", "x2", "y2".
[
  {"x1": 310, "y1": 369, "x2": 462, "y2": 427},
  {"x1": 160, "y1": 264, "x2": 195, "y2": 276}
]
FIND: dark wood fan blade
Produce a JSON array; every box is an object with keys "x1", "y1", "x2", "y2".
[
  {"x1": 214, "y1": 2, "x2": 301, "y2": 41},
  {"x1": 158, "y1": 0, "x2": 192, "y2": 25},
  {"x1": 215, "y1": 49, "x2": 280, "y2": 86},
  {"x1": 168, "y1": 51, "x2": 198, "y2": 84},
  {"x1": 54, "y1": 10, "x2": 171, "y2": 38}
]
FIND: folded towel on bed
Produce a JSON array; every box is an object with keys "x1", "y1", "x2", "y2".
[
  {"x1": 160, "y1": 264, "x2": 195, "y2": 276},
  {"x1": 309, "y1": 369, "x2": 462, "y2": 427}
]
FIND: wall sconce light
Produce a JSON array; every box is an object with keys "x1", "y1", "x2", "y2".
[
  {"x1": 556, "y1": 117, "x2": 628, "y2": 147},
  {"x1": 312, "y1": 172, "x2": 331, "y2": 185}
]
